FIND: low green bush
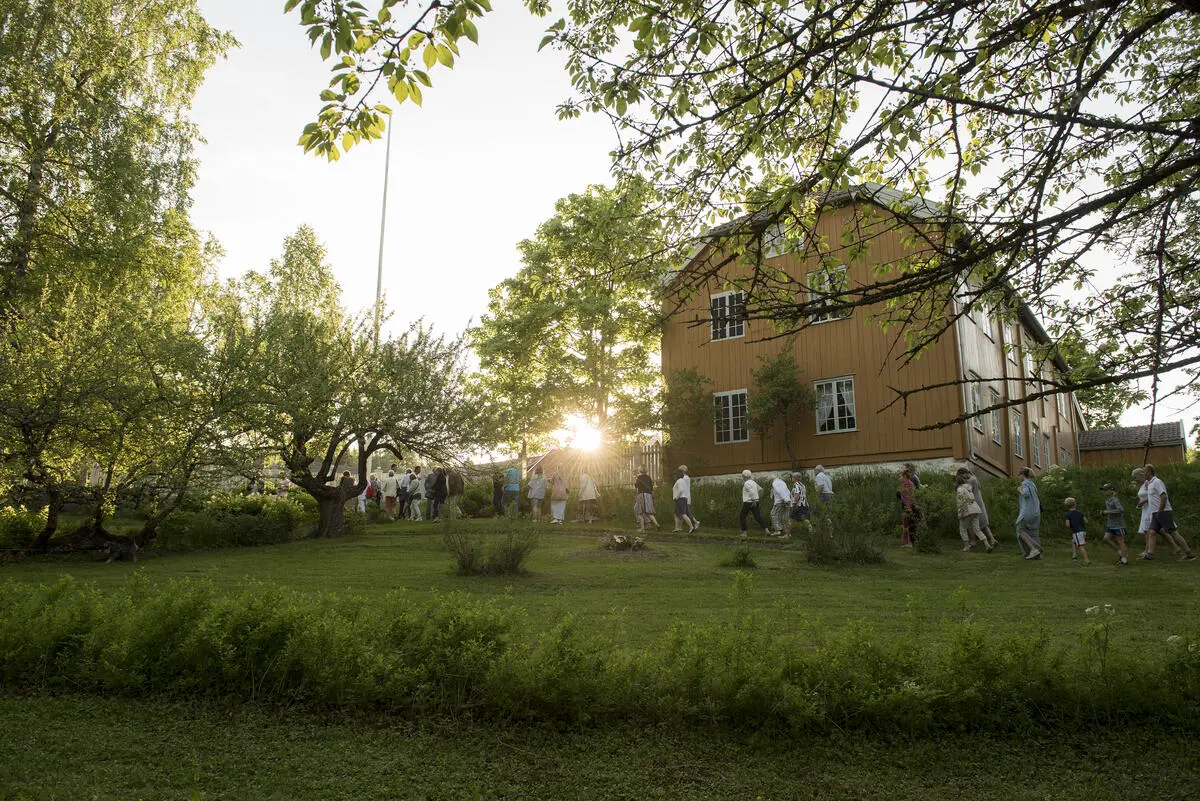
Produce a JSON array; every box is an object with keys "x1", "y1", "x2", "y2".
[
  {"x1": 0, "y1": 506, "x2": 45, "y2": 549},
  {"x1": 721, "y1": 545, "x2": 757, "y2": 568},
  {"x1": 2, "y1": 576, "x2": 1198, "y2": 733},
  {"x1": 459, "y1": 482, "x2": 497, "y2": 518},
  {"x1": 157, "y1": 493, "x2": 316, "y2": 549},
  {"x1": 805, "y1": 505, "x2": 886, "y2": 565},
  {"x1": 443, "y1": 523, "x2": 539, "y2": 576}
]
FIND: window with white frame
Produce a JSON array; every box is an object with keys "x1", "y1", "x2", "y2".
[
  {"x1": 808, "y1": 265, "x2": 851, "y2": 323},
  {"x1": 980, "y1": 309, "x2": 995, "y2": 341},
  {"x1": 1031, "y1": 423, "x2": 1041, "y2": 466},
  {"x1": 713, "y1": 390, "x2": 749, "y2": 444},
  {"x1": 710, "y1": 291, "x2": 745, "y2": 341},
  {"x1": 815, "y1": 376, "x2": 857, "y2": 434},
  {"x1": 1043, "y1": 433, "x2": 1052, "y2": 467},
  {"x1": 1007, "y1": 326, "x2": 1018, "y2": 364},
  {"x1": 990, "y1": 389, "x2": 1002, "y2": 444},
  {"x1": 1059, "y1": 446, "x2": 1071, "y2": 466},
  {"x1": 969, "y1": 373, "x2": 984, "y2": 432},
  {"x1": 1012, "y1": 409, "x2": 1024, "y2": 458}
]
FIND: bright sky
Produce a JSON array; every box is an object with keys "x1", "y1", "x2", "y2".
[
  {"x1": 187, "y1": 1, "x2": 1190, "y2": 438},
  {"x1": 190, "y1": 1, "x2": 614, "y2": 340}
]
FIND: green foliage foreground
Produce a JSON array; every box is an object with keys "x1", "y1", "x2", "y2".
[{"x1": 3, "y1": 574, "x2": 1199, "y2": 734}]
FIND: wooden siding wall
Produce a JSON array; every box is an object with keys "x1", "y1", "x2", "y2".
[
  {"x1": 662, "y1": 204, "x2": 963, "y2": 477},
  {"x1": 957, "y1": 316, "x2": 1085, "y2": 477},
  {"x1": 1080, "y1": 445, "x2": 1187, "y2": 469}
]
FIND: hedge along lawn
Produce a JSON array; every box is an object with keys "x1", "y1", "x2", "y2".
[
  {"x1": 4, "y1": 516, "x2": 1199, "y2": 656},
  {"x1": 3, "y1": 695, "x2": 1200, "y2": 801}
]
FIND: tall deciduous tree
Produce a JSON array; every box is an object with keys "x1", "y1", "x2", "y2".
[
  {"x1": 0, "y1": 0, "x2": 234, "y2": 309},
  {"x1": 661, "y1": 368, "x2": 713, "y2": 468},
  {"x1": 226, "y1": 226, "x2": 486, "y2": 537},
  {"x1": 472, "y1": 181, "x2": 665, "y2": 445},
  {"x1": 1054, "y1": 331, "x2": 1145, "y2": 430}
]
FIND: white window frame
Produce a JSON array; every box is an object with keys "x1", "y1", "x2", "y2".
[
  {"x1": 1012, "y1": 409, "x2": 1024, "y2": 458},
  {"x1": 814, "y1": 375, "x2": 858, "y2": 434},
  {"x1": 1031, "y1": 422, "x2": 1041, "y2": 467},
  {"x1": 989, "y1": 389, "x2": 1002, "y2": 445},
  {"x1": 1043, "y1": 433, "x2": 1052, "y2": 467},
  {"x1": 1007, "y1": 326, "x2": 1018, "y2": 364},
  {"x1": 1059, "y1": 446, "x2": 1070, "y2": 466},
  {"x1": 710, "y1": 291, "x2": 745, "y2": 342},
  {"x1": 969, "y1": 373, "x2": 984, "y2": 432},
  {"x1": 713, "y1": 389, "x2": 749, "y2": 444},
  {"x1": 807, "y1": 265, "x2": 851, "y2": 324}
]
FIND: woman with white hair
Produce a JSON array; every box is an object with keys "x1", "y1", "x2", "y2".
[{"x1": 739, "y1": 469, "x2": 771, "y2": 538}]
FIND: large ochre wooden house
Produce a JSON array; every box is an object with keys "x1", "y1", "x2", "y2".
[{"x1": 661, "y1": 184, "x2": 1087, "y2": 479}]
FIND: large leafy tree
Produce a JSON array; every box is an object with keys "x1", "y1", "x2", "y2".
[
  {"x1": 472, "y1": 181, "x2": 665, "y2": 446},
  {"x1": 0, "y1": 0, "x2": 234, "y2": 309},
  {"x1": 297, "y1": 2, "x2": 1200, "y2": 420},
  {"x1": 225, "y1": 226, "x2": 486, "y2": 537}
]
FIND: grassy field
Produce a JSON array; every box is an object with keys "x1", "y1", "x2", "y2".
[
  {"x1": 5, "y1": 516, "x2": 1199, "y2": 654},
  {"x1": 4, "y1": 517, "x2": 1200, "y2": 799},
  {"x1": 2, "y1": 694, "x2": 1199, "y2": 801}
]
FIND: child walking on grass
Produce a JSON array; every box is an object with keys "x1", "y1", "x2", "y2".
[
  {"x1": 955, "y1": 472, "x2": 990, "y2": 552},
  {"x1": 1100, "y1": 482, "x2": 1129, "y2": 566},
  {"x1": 1064, "y1": 497, "x2": 1090, "y2": 566}
]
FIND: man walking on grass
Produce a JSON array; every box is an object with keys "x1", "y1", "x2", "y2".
[{"x1": 1142, "y1": 464, "x2": 1195, "y2": 562}]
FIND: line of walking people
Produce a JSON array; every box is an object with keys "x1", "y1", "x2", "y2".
[{"x1": 359, "y1": 464, "x2": 465, "y2": 521}]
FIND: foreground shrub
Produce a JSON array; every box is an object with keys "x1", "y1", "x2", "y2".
[
  {"x1": 1, "y1": 577, "x2": 1198, "y2": 733},
  {"x1": 0, "y1": 506, "x2": 45, "y2": 549},
  {"x1": 443, "y1": 524, "x2": 538, "y2": 576}
]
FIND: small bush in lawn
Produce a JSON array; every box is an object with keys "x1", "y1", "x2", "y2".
[
  {"x1": 459, "y1": 481, "x2": 496, "y2": 518},
  {"x1": 342, "y1": 508, "x2": 366, "y2": 536},
  {"x1": 156, "y1": 493, "x2": 315, "y2": 549},
  {"x1": 806, "y1": 507, "x2": 885, "y2": 565},
  {"x1": 0, "y1": 506, "x2": 45, "y2": 549},
  {"x1": 365, "y1": 504, "x2": 389, "y2": 524},
  {"x1": 443, "y1": 523, "x2": 538, "y2": 576},
  {"x1": 721, "y1": 545, "x2": 757, "y2": 568}
]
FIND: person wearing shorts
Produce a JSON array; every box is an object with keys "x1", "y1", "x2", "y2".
[
  {"x1": 1100, "y1": 482, "x2": 1129, "y2": 565},
  {"x1": 1143, "y1": 464, "x2": 1195, "y2": 561},
  {"x1": 671, "y1": 466, "x2": 696, "y2": 533},
  {"x1": 1063, "y1": 497, "x2": 1089, "y2": 566}
]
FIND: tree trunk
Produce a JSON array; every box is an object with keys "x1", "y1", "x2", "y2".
[
  {"x1": 783, "y1": 416, "x2": 797, "y2": 471},
  {"x1": 315, "y1": 494, "x2": 346, "y2": 538},
  {"x1": 31, "y1": 485, "x2": 62, "y2": 550}
]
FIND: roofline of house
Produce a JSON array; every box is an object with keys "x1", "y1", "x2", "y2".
[{"x1": 1077, "y1": 420, "x2": 1186, "y2": 450}]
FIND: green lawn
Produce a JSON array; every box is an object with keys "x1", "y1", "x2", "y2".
[
  {"x1": 5, "y1": 517, "x2": 1199, "y2": 655},
  {"x1": 4, "y1": 520, "x2": 1200, "y2": 799},
  {"x1": 2, "y1": 694, "x2": 1198, "y2": 801}
]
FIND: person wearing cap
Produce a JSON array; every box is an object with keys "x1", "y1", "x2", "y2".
[
  {"x1": 739, "y1": 469, "x2": 770, "y2": 538},
  {"x1": 671, "y1": 465, "x2": 698, "y2": 533},
  {"x1": 813, "y1": 465, "x2": 833, "y2": 502},
  {"x1": 769, "y1": 473, "x2": 792, "y2": 537},
  {"x1": 1099, "y1": 482, "x2": 1129, "y2": 565}
]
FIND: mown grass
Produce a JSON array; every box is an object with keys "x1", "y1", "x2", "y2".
[
  {"x1": 4, "y1": 516, "x2": 1198, "y2": 656},
  {"x1": 1, "y1": 694, "x2": 1198, "y2": 801}
]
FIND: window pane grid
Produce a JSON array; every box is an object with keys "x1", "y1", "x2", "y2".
[
  {"x1": 714, "y1": 390, "x2": 748, "y2": 443},
  {"x1": 710, "y1": 292, "x2": 745, "y2": 341},
  {"x1": 815, "y1": 377, "x2": 856, "y2": 433}
]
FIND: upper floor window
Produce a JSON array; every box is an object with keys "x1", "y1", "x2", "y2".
[
  {"x1": 1006, "y1": 325, "x2": 1018, "y2": 364},
  {"x1": 710, "y1": 291, "x2": 745, "y2": 341},
  {"x1": 815, "y1": 376, "x2": 857, "y2": 434},
  {"x1": 1012, "y1": 409, "x2": 1024, "y2": 458},
  {"x1": 1031, "y1": 422, "x2": 1041, "y2": 467},
  {"x1": 1043, "y1": 433, "x2": 1052, "y2": 467},
  {"x1": 989, "y1": 389, "x2": 1002, "y2": 444},
  {"x1": 969, "y1": 373, "x2": 984, "y2": 432},
  {"x1": 808, "y1": 265, "x2": 850, "y2": 323},
  {"x1": 714, "y1": 389, "x2": 749, "y2": 444}
]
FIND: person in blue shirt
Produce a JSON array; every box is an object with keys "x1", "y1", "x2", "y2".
[
  {"x1": 1016, "y1": 466, "x2": 1042, "y2": 560},
  {"x1": 503, "y1": 465, "x2": 521, "y2": 518}
]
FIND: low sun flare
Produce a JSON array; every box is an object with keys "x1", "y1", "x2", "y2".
[{"x1": 559, "y1": 415, "x2": 604, "y2": 452}]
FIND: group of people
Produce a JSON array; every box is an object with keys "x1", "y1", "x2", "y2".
[
  {"x1": 933, "y1": 462, "x2": 1194, "y2": 565},
  {"x1": 355, "y1": 465, "x2": 465, "y2": 522},
  {"x1": 731, "y1": 464, "x2": 833, "y2": 538},
  {"x1": 492, "y1": 465, "x2": 602, "y2": 524}
]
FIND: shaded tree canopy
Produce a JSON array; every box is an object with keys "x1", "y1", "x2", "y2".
[{"x1": 296, "y1": 1, "x2": 1200, "y2": 421}]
